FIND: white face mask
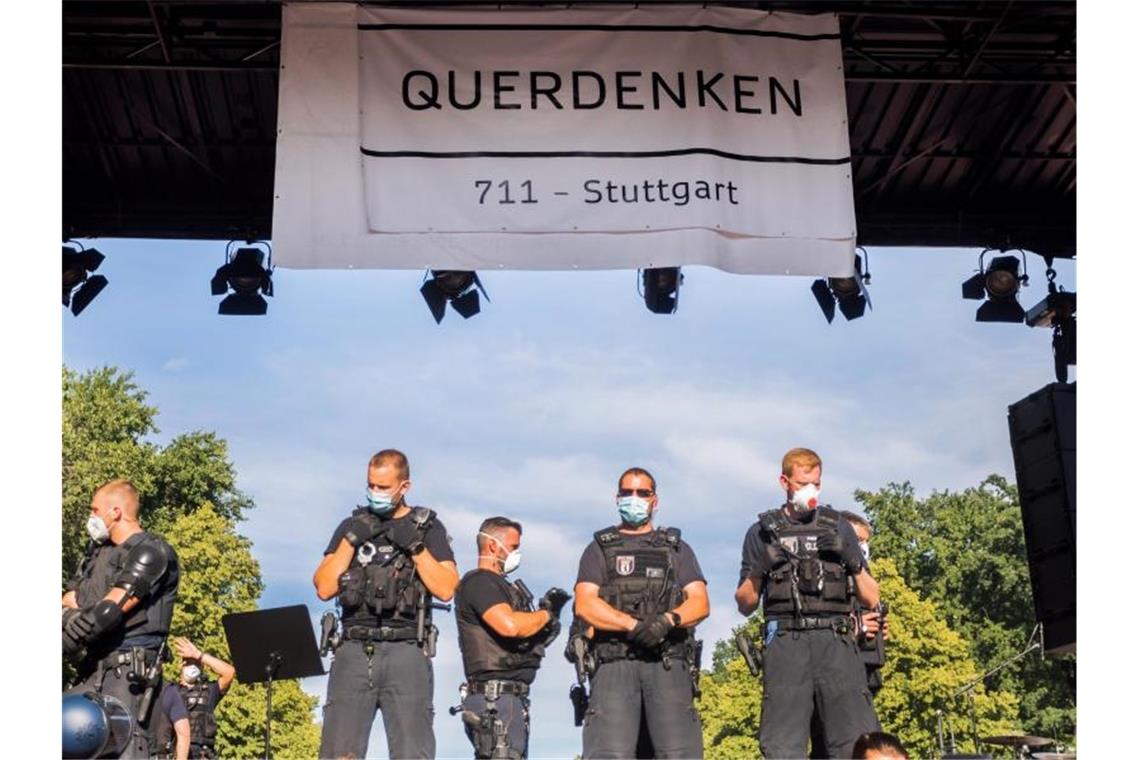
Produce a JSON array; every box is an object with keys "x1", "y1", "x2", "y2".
[
  {"x1": 182, "y1": 664, "x2": 201, "y2": 683},
  {"x1": 478, "y1": 532, "x2": 522, "y2": 575},
  {"x1": 86, "y1": 515, "x2": 110, "y2": 544},
  {"x1": 859, "y1": 541, "x2": 870, "y2": 562},
  {"x1": 790, "y1": 483, "x2": 821, "y2": 513}
]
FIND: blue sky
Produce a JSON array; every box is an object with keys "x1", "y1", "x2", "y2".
[{"x1": 62, "y1": 239, "x2": 1074, "y2": 758}]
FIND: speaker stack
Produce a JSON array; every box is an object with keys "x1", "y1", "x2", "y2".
[{"x1": 1007, "y1": 382, "x2": 1076, "y2": 655}]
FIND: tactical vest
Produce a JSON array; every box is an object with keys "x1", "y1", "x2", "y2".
[
  {"x1": 73, "y1": 532, "x2": 178, "y2": 646},
  {"x1": 338, "y1": 507, "x2": 434, "y2": 625},
  {"x1": 457, "y1": 570, "x2": 544, "y2": 681},
  {"x1": 157, "y1": 682, "x2": 217, "y2": 752},
  {"x1": 591, "y1": 527, "x2": 691, "y2": 654},
  {"x1": 758, "y1": 506, "x2": 854, "y2": 618}
]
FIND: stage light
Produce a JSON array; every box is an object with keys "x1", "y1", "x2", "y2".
[
  {"x1": 640, "y1": 267, "x2": 683, "y2": 314},
  {"x1": 810, "y1": 251, "x2": 871, "y2": 323},
  {"x1": 211, "y1": 242, "x2": 274, "y2": 315},
  {"x1": 961, "y1": 251, "x2": 1028, "y2": 323},
  {"x1": 420, "y1": 270, "x2": 488, "y2": 323},
  {"x1": 62, "y1": 242, "x2": 109, "y2": 316},
  {"x1": 1025, "y1": 263, "x2": 1076, "y2": 382}
]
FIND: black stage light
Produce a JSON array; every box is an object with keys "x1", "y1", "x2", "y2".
[
  {"x1": 420, "y1": 270, "x2": 488, "y2": 324},
  {"x1": 811, "y1": 252, "x2": 871, "y2": 323},
  {"x1": 641, "y1": 267, "x2": 683, "y2": 314},
  {"x1": 62, "y1": 243, "x2": 109, "y2": 316},
  {"x1": 212, "y1": 242, "x2": 274, "y2": 316},
  {"x1": 962, "y1": 252, "x2": 1028, "y2": 323},
  {"x1": 1025, "y1": 263, "x2": 1077, "y2": 382}
]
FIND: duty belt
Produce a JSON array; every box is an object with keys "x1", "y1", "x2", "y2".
[
  {"x1": 467, "y1": 679, "x2": 530, "y2": 698},
  {"x1": 100, "y1": 646, "x2": 160, "y2": 669},
  {"x1": 772, "y1": 616, "x2": 853, "y2": 634},
  {"x1": 593, "y1": 638, "x2": 687, "y2": 663},
  {"x1": 344, "y1": 625, "x2": 419, "y2": 642}
]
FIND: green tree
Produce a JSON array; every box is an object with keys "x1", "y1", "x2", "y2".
[
  {"x1": 858, "y1": 477, "x2": 1076, "y2": 741},
  {"x1": 63, "y1": 366, "x2": 252, "y2": 581},
  {"x1": 697, "y1": 560, "x2": 1020, "y2": 759},
  {"x1": 164, "y1": 504, "x2": 320, "y2": 759},
  {"x1": 62, "y1": 365, "x2": 320, "y2": 757}
]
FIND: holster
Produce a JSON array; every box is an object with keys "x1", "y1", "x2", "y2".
[{"x1": 570, "y1": 683, "x2": 589, "y2": 727}]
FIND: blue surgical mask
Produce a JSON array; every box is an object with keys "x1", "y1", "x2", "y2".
[
  {"x1": 365, "y1": 489, "x2": 398, "y2": 515},
  {"x1": 617, "y1": 496, "x2": 652, "y2": 527}
]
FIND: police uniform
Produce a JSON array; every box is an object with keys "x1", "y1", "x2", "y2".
[
  {"x1": 573, "y1": 526, "x2": 705, "y2": 759},
  {"x1": 154, "y1": 680, "x2": 224, "y2": 758},
  {"x1": 319, "y1": 505, "x2": 454, "y2": 760},
  {"x1": 455, "y1": 569, "x2": 550, "y2": 759},
  {"x1": 740, "y1": 506, "x2": 880, "y2": 759},
  {"x1": 63, "y1": 532, "x2": 180, "y2": 759}
]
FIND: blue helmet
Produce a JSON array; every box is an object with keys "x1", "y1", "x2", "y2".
[{"x1": 62, "y1": 692, "x2": 109, "y2": 758}]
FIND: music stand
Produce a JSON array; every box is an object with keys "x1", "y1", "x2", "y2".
[{"x1": 222, "y1": 605, "x2": 325, "y2": 759}]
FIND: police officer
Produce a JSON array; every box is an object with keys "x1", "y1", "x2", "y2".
[
  {"x1": 570, "y1": 467, "x2": 709, "y2": 759},
  {"x1": 62, "y1": 479, "x2": 180, "y2": 759},
  {"x1": 809, "y1": 510, "x2": 887, "y2": 758},
  {"x1": 313, "y1": 449, "x2": 459, "y2": 759},
  {"x1": 734, "y1": 448, "x2": 881, "y2": 759},
  {"x1": 454, "y1": 516, "x2": 570, "y2": 759},
  {"x1": 154, "y1": 637, "x2": 236, "y2": 758}
]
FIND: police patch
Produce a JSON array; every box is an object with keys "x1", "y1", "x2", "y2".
[
  {"x1": 803, "y1": 535, "x2": 818, "y2": 553},
  {"x1": 616, "y1": 555, "x2": 636, "y2": 576},
  {"x1": 779, "y1": 536, "x2": 799, "y2": 554}
]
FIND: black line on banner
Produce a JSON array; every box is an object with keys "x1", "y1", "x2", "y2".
[
  {"x1": 356, "y1": 23, "x2": 840, "y2": 41},
  {"x1": 360, "y1": 146, "x2": 851, "y2": 166}
]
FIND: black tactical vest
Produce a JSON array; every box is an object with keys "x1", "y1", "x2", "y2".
[
  {"x1": 338, "y1": 507, "x2": 434, "y2": 626},
  {"x1": 758, "y1": 506, "x2": 854, "y2": 618},
  {"x1": 156, "y1": 682, "x2": 217, "y2": 751},
  {"x1": 456, "y1": 570, "x2": 544, "y2": 682},
  {"x1": 592, "y1": 527, "x2": 691, "y2": 652},
  {"x1": 73, "y1": 531, "x2": 179, "y2": 651}
]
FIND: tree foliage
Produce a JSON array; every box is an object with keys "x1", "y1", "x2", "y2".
[
  {"x1": 62, "y1": 365, "x2": 319, "y2": 758},
  {"x1": 62, "y1": 366, "x2": 252, "y2": 582},
  {"x1": 164, "y1": 504, "x2": 320, "y2": 759},
  {"x1": 858, "y1": 477, "x2": 1076, "y2": 741}
]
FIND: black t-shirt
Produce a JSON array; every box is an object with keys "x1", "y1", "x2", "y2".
[
  {"x1": 738, "y1": 506, "x2": 867, "y2": 584},
  {"x1": 324, "y1": 507, "x2": 455, "y2": 628},
  {"x1": 456, "y1": 569, "x2": 539, "y2": 684},
  {"x1": 575, "y1": 527, "x2": 707, "y2": 590}
]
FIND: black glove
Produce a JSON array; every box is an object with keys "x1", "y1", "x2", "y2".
[
  {"x1": 630, "y1": 613, "x2": 674, "y2": 649},
  {"x1": 62, "y1": 608, "x2": 90, "y2": 654},
  {"x1": 388, "y1": 516, "x2": 426, "y2": 556},
  {"x1": 541, "y1": 617, "x2": 563, "y2": 647},
  {"x1": 539, "y1": 587, "x2": 571, "y2": 618},
  {"x1": 817, "y1": 531, "x2": 863, "y2": 573},
  {"x1": 63, "y1": 608, "x2": 99, "y2": 654},
  {"x1": 748, "y1": 542, "x2": 789, "y2": 583},
  {"x1": 343, "y1": 513, "x2": 382, "y2": 549}
]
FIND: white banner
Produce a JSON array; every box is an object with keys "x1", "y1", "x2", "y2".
[{"x1": 273, "y1": 4, "x2": 857, "y2": 275}]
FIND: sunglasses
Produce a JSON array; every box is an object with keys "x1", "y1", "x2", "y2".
[{"x1": 618, "y1": 488, "x2": 655, "y2": 498}]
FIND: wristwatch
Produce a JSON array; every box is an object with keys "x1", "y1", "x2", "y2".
[{"x1": 667, "y1": 611, "x2": 682, "y2": 627}]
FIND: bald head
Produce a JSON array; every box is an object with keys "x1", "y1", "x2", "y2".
[{"x1": 95, "y1": 479, "x2": 140, "y2": 519}]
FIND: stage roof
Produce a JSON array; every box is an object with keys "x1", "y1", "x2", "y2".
[{"x1": 63, "y1": 1, "x2": 1076, "y2": 258}]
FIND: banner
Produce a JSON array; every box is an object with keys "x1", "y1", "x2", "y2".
[{"x1": 273, "y1": 4, "x2": 857, "y2": 275}]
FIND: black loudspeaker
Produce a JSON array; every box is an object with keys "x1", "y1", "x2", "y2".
[{"x1": 1007, "y1": 382, "x2": 1076, "y2": 655}]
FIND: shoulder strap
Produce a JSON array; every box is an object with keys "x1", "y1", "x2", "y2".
[
  {"x1": 758, "y1": 509, "x2": 782, "y2": 535},
  {"x1": 410, "y1": 506, "x2": 435, "y2": 530},
  {"x1": 815, "y1": 505, "x2": 840, "y2": 530},
  {"x1": 661, "y1": 527, "x2": 682, "y2": 550},
  {"x1": 594, "y1": 528, "x2": 622, "y2": 548}
]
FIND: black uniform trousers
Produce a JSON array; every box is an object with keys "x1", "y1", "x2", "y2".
[
  {"x1": 319, "y1": 638, "x2": 436, "y2": 760},
  {"x1": 66, "y1": 654, "x2": 160, "y2": 759},
  {"x1": 461, "y1": 691, "x2": 530, "y2": 759},
  {"x1": 583, "y1": 658, "x2": 703, "y2": 759},
  {"x1": 759, "y1": 629, "x2": 880, "y2": 760}
]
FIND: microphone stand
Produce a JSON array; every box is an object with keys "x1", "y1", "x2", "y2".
[{"x1": 943, "y1": 624, "x2": 1042, "y2": 755}]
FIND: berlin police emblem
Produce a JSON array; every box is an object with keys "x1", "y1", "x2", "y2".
[{"x1": 616, "y1": 555, "x2": 636, "y2": 576}]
